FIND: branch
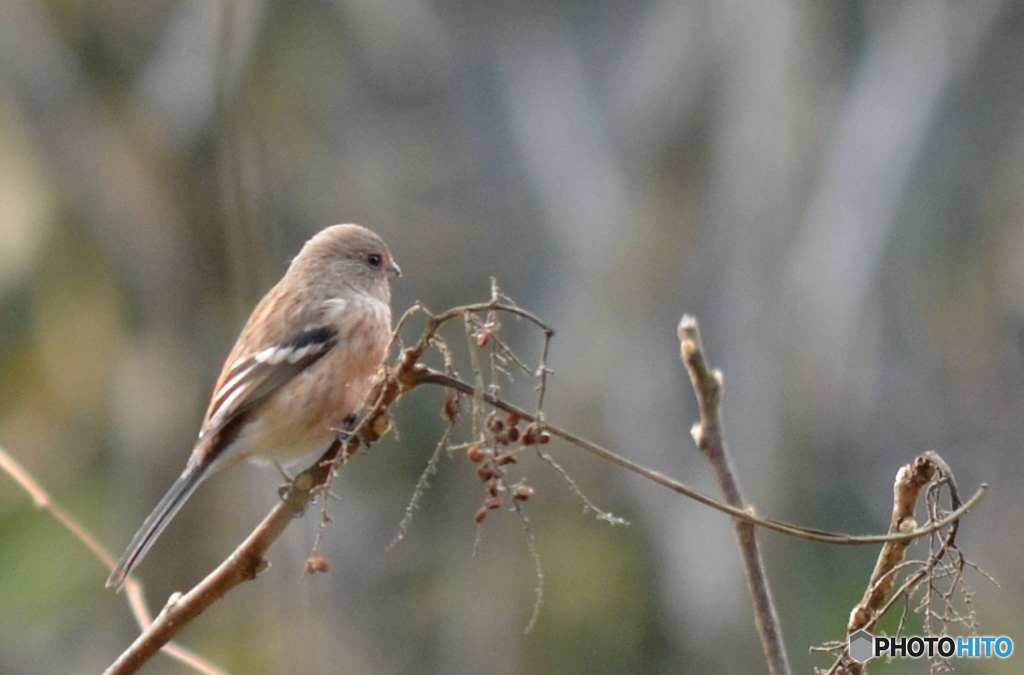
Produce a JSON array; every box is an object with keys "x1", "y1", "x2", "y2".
[
  {"x1": 413, "y1": 370, "x2": 985, "y2": 544},
  {"x1": 101, "y1": 294, "x2": 536, "y2": 673},
  {"x1": 103, "y1": 355, "x2": 408, "y2": 675},
  {"x1": 676, "y1": 315, "x2": 792, "y2": 675},
  {"x1": 0, "y1": 446, "x2": 232, "y2": 675},
  {"x1": 825, "y1": 451, "x2": 969, "y2": 675}
]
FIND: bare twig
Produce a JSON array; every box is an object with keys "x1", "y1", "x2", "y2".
[
  {"x1": 824, "y1": 451, "x2": 974, "y2": 675},
  {"x1": 509, "y1": 498, "x2": 545, "y2": 634},
  {"x1": 534, "y1": 448, "x2": 629, "y2": 526},
  {"x1": 850, "y1": 453, "x2": 947, "y2": 634},
  {"x1": 676, "y1": 315, "x2": 792, "y2": 675},
  {"x1": 377, "y1": 300, "x2": 982, "y2": 548},
  {"x1": 389, "y1": 422, "x2": 455, "y2": 549},
  {"x1": 102, "y1": 438, "x2": 342, "y2": 675},
  {"x1": 103, "y1": 350, "x2": 410, "y2": 675},
  {"x1": 0, "y1": 446, "x2": 232, "y2": 675},
  {"x1": 413, "y1": 370, "x2": 984, "y2": 544}
]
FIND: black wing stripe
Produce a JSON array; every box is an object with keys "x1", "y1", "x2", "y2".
[{"x1": 206, "y1": 324, "x2": 338, "y2": 432}]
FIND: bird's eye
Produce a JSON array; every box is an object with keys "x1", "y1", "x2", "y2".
[{"x1": 367, "y1": 253, "x2": 383, "y2": 267}]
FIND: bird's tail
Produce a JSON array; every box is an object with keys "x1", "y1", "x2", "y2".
[{"x1": 106, "y1": 458, "x2": 208, "y2": 589}]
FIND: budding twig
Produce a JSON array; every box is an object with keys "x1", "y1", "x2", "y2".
[
  {"x1": 676, "y1": 315, "x2": 792, "y2": 675},
  {"x1": 824, "y1": 452, "x2": 975, "y2": 675}
]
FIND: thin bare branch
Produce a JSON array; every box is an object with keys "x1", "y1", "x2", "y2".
[
  {"x1": 676, "y1": 315, "x2": 791, "y2": 675},
  {"x1": 822, "y1": 452, "x2": 979, "y2": 675},
  {"x1": 511, "y1": 498, "x2": 545, "y2": 635},
  {"x1": 413, "y1": 369, "x2": 984, "y2": 544},
  {"x1": 0, "y1": 446, "x2": 233, "y2": 675},
  {"x1": 389, "y1": 422, "x2": 455, "y2": 549},
  {"x1": 103, "y1": 351, "x2": 407, "y2": 674}
]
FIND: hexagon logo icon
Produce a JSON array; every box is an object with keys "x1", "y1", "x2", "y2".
[{"x1": 849, "y1": 629, "x2": 874, "y2": 663}]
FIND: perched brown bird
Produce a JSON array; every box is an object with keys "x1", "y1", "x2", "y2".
[{"x1": 106, "y1": 224, "x2": 400, "y2": 589}]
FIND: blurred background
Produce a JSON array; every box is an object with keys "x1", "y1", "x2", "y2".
[{"x1": 1, "y1": 0, "x2": 1023, "y2": 673}]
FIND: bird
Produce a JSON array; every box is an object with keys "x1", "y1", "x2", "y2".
[{"x1": 106, "y1": 224, "x2": 400, "y2": 589}]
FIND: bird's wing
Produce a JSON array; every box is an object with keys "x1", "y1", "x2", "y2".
[{"x1": 200, "y1": 324, "x2": 338, "y2": 439}]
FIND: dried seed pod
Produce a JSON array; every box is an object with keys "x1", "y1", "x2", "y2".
[
  {"x1": 305, "y1": 556, "x2": 331, "y2": 574},
  {"x1": 443, "y1": 391, "x2": 460, "y2": 423},
  {"x1": 487, "y1": 477, "x2": 501, "y2": 496},
  {"x1": 513, "y1": 485, "x2": 535, "y2": 502},
  {"x1": 495, "y1": 452, "x2": 517, "y2": 466},
  {"x1": 507, "y1": 426, "x2": 520, "y2": 443},
  {"x1": 506, "y1": 412, "x2": 521, "y2": 428},
  {"x1": 475, "y1": 506, "x2": 489, "y2": 523},
  {"x1": 484, "y1": 496, "x2": 502, "y2": 510},
  {"x1": 466, "y1": 444, "x2": 485, "y2": 463},
  {"x1": 521, "y1": 424, "x2": 537, "y2": 446},
  {"x1": 474, "y1": 330, "x2": 491, "y2": 348},
  {"x1": 476, "y1": 464, "x2": 494, "y2": 481},
  {"x1": 538, "y1": 431, "x2": 550, "y2": 444}
]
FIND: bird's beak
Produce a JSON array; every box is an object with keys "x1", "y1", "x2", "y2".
[{"x1": 387, "y1": 261, "x2": 402, "y2": 279}]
